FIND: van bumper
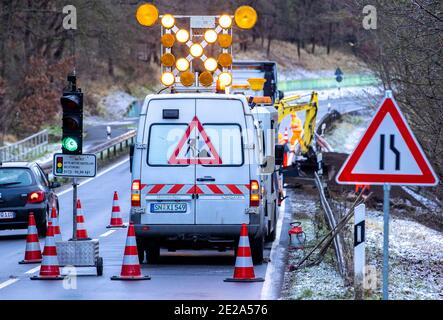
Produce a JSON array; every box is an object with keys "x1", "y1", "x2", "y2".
[{"x1": 134, "y1": 224, "x2": 262, "y2": 241}]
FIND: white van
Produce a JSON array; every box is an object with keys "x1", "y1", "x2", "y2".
[{"x1": 130, "y1": 93, "x2": 283, "y2": 264}]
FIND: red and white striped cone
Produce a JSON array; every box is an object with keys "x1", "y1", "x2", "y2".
[
  {"x1": 19, "y1": 212, "x2": 42, "y2": 264},
  {"x1": 30, "y1": 222, "x2": 64, "y2": 280},
  {"x1": 283, "y1": 127, "x2": 289, "y2": 144},
  {"x1": 76, "y1": 199, "x2": 90, "y2": 240},
  {"x1": 50, "y1": 207, "x2": 62, "y2": 242},
  {"x1": 224, "y1": 224, "x2": 264, "y2": 282},
  {"x1": 111, "y1": 223, "x2": 150, "y2": 281},
  {"x1": 107, "y1": 191, "x2": 126, "y2": 228}
]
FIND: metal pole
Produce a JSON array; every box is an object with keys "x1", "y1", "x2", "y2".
[
  {"x1": 72, "y1": 177, "x2": 78, "y2": 241},
  {"x1": 382, "y1": 183, "x2": 391, "y2": 300}
]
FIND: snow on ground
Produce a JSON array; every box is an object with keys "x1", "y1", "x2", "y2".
[
  {"x1": 365, "y1": 210, "x2": 443, "y2": 299},
  {"x1": 324, "y1": 113, "x2": 373, "y2": 154},
  {"x1": 280, "y1": 188, "x2": 443, "y2": 300},
  {"x1": 98, "y1": 90, "x2": 137, "y2": 120}
]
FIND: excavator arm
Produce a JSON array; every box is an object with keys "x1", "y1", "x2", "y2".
[{"x1": 275, "y1": 91, "x2": 318, "y2": 155}]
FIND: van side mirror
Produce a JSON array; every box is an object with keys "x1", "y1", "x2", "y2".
[
  {"x1": 275, "y1": 145, "x2": 284, "y2": 166},
  {"x1": 278, "y1": 90, "x2": 285, "y2": 101},
  {"x1": 129, "y1": 144, "x2": 135, "y2": 173}
]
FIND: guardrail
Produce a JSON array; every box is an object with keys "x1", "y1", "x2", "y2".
[
  {"x1": 278, "y1": 74, "x2": 380, "y2": 92},
  {"x1": 314, "y1": 172, "x2": 347, "y2": 277},
  {"x1": 0, "y1": 129, "x2": 48, "y2": 162},
  {"x1": 39, "y1": 130, "x2": 137, "y2": 173}
]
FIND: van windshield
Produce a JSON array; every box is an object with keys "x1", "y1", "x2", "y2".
[{"x1": 147, "y1": 123, "x2": 243, "y2": 166}]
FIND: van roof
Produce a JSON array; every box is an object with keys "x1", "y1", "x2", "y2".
[{"x1": 141, "y1": 93, "x2": 251, "y2": 115}]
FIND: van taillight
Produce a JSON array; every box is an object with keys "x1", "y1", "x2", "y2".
[
  {"x1": 131, "y1": 180, "x2": 141, "y2": 207},
  {"x1": 250, "y1": 180, "x2": 260, "y2": 207},
  {"x1": 27, "y1": 191, "x2": 45, "y2": 204}
]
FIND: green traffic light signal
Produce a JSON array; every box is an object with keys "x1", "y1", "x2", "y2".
[{"x1": 62, "y1": 137, "x2": 79, "y2": 152}]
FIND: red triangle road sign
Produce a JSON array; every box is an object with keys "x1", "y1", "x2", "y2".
[
  {"x1": 336, "y1": 95, "x2": 438, "y2": 186},
  {"x1": 168, "y1": 116, "x2": 222, "y2": 165}
]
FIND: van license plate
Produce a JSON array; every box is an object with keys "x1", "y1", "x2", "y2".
[
  {"x1": 0, "y1": 212, "x2": 15, "y2": 219},
  {"x1": 150, "y1": 203, "x2": 187, "y2": 213}
]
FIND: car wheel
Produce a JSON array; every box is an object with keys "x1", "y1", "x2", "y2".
[
  {"x1": 250, "y1": 234, "x2": 264, "y2": 265},
  {"x1": 37, "y1": 208, "x2": 48, "y2": 237},
  {"x1": 37, "y1": 220, "x2": 47, "y2": 237},
  {"x1": 136, "y1": 237, "x2": 146, "y2": 264},
  {"x1": 146, "y1": 242, "x2": 160, "y2": 264}
]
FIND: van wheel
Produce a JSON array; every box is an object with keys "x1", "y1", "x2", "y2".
[
  {"x1": 250, "y1": 235, "x2": 264, "y2": 265},
  {"x1": 266, "y1": 203, "x2": 277, "y2": 242},
  {"x1": 146, "y1": 243, "x2": 160, "y2": 264},
  {"x1": 136, "y1": 238, "x2": 146, "y2": 264}
]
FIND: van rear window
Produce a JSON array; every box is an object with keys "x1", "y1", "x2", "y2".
[
  {"x1": 147, "y1": 123, "x2": 243, "y2": 166},
  {"x1": 148, "y1": 124, "x2": 188, "y2": 166}
]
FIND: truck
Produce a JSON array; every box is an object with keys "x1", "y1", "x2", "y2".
[{"x1": 130, "y1": 93, "x2": 283, "y2": 264}]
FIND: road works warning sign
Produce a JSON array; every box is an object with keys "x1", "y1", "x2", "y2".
[
  {"x1": 168, "y1": 116, "x2": 222, "y2": 165},
  {"x1": 336, "y1": 95, "x2": 438, "y2": 186}
]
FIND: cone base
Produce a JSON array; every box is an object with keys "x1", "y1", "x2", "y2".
[
  {"x1": 106, "y1": 225, "x2": 127, "y2": 229},
  {"x1": 224, "y1": 277, "x2": 264, "y2": 282},
  {"x1": 30, "y1": 275, "x2": 64, "y2": 280},
  {"x1": 110, "y1": 275, "x2": 151, "y2": 281},
  {"x1": 19, "y1": 259, "x2": 42, "y2": 265}
]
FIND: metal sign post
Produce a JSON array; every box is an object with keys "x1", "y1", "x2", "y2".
[
  {"x1": 382, "y1": 184, "x2": 391, "y2": 300},
  {"x1": 336, "y1": 90, "x2": 438, "y2": 300},
  {"x1": 72, "y1": 177, "x2": 78, "y2": 241}
]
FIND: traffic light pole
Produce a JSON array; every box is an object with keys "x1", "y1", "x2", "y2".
[{"x1": 71, "y1": 177, "x2": 78, "y2": 241}]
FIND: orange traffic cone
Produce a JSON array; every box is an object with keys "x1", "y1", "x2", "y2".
[
  {"x1": 50, "y1": 207, "x2": 62, "y2": 242},
  {"x1": 19, "y1": 212, "x2": 42, "y2": 264},
  {"x1": 111, "y1": 223, "x2": 150, "y2": 281},
  {"x1": 107, "y1": 191, "x2": 126, "y2": 228},
  {"x1": 224, "y1": 224, "x2": 264, "y2": 282},
  {"x1": 76, "y1": 199, "x2": 90, "y2": 240},
  {"x1": 30, "y1": 221, "x2": 64, "y2": 280}
]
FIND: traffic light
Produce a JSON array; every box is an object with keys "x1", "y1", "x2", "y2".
[{"x1": 61, "y1": 89, "x2": 83, "y2": 154}]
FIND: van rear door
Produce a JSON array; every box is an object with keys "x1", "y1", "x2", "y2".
[
  {"x1": 194, "y1": 98, "x2": 250, "y2": 225},
  {"x1": 141, "y1": 98, "x2": 196, "y2": 224}
]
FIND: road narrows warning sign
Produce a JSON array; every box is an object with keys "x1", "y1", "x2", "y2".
[
  {"x1": 336, "y1": 95, "x2": 438, "y2": 186},
  {"x1": 168, "y1": 116, "x2": 222, "y2": 165}
]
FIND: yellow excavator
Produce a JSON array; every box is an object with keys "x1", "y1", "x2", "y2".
[{"x1": 275, "y1": 91, "x2": 319, "y2": 157}]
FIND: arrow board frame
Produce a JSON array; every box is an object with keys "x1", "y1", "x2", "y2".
[
  {"x1": 336, "y1": 97, "x2": 438, "y2": 186},
  {"x1": 168, "y1": 116, "x2": 222, "y2": 165}
]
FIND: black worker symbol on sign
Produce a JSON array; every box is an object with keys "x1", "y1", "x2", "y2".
[{"x1": 186, "y1": 135, "x2": 213, "y2": 159}]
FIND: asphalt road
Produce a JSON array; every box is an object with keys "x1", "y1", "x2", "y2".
[
  {"x1": 0, "y1": 93, "x2": 368, "y2": 299},
  {"x1": 0, "y1": 159, "x2": 283, "y2": 300}
]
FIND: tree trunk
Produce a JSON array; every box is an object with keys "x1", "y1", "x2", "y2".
[
  {"x1": 327, "y1": 23, "x2": 332, "y2": 55},
  {"x1": 267, "y1": 37, "x2": 272, "y2": 58}
]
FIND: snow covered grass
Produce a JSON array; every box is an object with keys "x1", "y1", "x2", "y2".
[
  {"x1": 365, "y1": 210, "x2": 443, "y2": 300},
  {"x1": 280, "y1": 188, "x2": 443, "y2": 300},
  {"x1": 324, "y1": 113, "x2": 373, "y2": 154}
]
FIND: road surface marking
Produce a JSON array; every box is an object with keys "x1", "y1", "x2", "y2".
[
  {"x1": 0, "y1": 278, "x2": 19, "y2": 290},
  {"x1": 25, "y1": 266, "x2": 40, "y2": 274},
  {"x1": 260, "y1": 191, "x2": 286, "y2": 300},
  {"x1": 100, "y1": 230, "x2": 116, "y2": 237},
  {"x1": 57, "y1": 158, "x2": 129, "y2": 197}
]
